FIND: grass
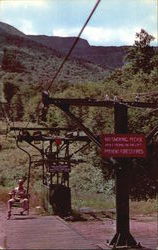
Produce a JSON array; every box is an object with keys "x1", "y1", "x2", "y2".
[
  {"x1": 71, "y1": 191, "x2": 157, "y2": 216},
  {"x1": 130, "y1": 199, "x2": 157, "y2": 216},
  {"x1": 72, "y1": 191, "x2": 115, "y2": 211}
]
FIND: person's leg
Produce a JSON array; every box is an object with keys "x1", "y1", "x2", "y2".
[
  {"x1": 7, "y1": 198, "x2": 14, "y2": 219},
  {"x1": 21, "y1": 198, "x2": 29, "y2": 214}
]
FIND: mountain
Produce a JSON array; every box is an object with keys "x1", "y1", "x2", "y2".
[
  {"x1": 29, "y1": 35, "x2": 90, "y2": 50},
  {"x1": 0, "y1": 22, "x2": 110, "y2": 87},
  {"x1": 0, "y1": 21, "x2": 129, "y2": 70},
  {"x1": 0, "y1": 21, "x2": 26, "y2": 37},
  {"x1": 29, "y1": 35, "x2": 127, "y2": 69}
]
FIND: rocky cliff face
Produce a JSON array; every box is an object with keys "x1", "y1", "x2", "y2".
[
  {"x1": 28, "y1": 35, "x2": 127, "y2": 68},
  {"x1": 0, "y1": 21, "x2": 128, "y2": 69},
  {"x1": 29, "y1": 35, "x2": 90, "y2": 50}
]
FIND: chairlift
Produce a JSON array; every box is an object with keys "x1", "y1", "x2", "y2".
[
  {"x1": 7, "y1": 138, "x2": 31, "y2": 219},
  {"x1": 7, "y1": 178, "x2": 30, "y2": 219},
  {"x1": 8, "y1": 126, "x2": 90, "y2": 217}
]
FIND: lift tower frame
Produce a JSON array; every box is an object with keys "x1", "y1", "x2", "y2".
[{"x1": 42, "y1": 91, "x2": 158, "y2": 247}]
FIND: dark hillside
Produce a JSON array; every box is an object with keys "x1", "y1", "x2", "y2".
[
  {"x1": 29, "y1": 35, "x2": 90, "y2": 50},
  {"x1": 0, "y1": 21, "x2": 26, "y2": 37},
  {"x1": 29, "y1": 35, "x2": 127, "y2": 69},
  {"x1": 0, "y1": 22, "x2": 110, "y2": 87},
  {"x1": 0, "y1": 21, "x2": 129, "y2": 70},
  {"x1": 61, "y1": 45, "x2": 128, "y2": 69},
  {"x1": 0, "y1": 48, "x2": 109, "y2": 89}
]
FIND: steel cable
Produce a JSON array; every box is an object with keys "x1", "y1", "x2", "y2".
[{"x1": 46, "y1": 0, "x2": 101, "y2": 92}]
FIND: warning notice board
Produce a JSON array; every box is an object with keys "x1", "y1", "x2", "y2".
[{"x1": 101, "y1": 134, "x2": 146, "y2": 158}]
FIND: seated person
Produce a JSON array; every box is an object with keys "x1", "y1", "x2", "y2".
[{"x1": 7, "y1": 179, "x2": 29, "y2": 219}]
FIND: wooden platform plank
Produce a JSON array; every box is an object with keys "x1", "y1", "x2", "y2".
[{"x1": 6, "y1": 216, "x2": 99, "y2": 249}]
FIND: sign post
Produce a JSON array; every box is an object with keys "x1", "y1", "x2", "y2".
[
  {"x1": 107, "y1": 104, "x2": 142, "y2": 247},
  {"x1": 102, "y1": 133, "x2": 146, "y2": 246}
]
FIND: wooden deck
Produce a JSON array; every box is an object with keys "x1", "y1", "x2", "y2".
[{"x1": 5, "y1": 215, "x2": 100, "y2": 249}]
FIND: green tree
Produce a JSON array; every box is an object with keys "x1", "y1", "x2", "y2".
[{"x1": 125, "y1": 29, "x2": 155, "y2": 74}]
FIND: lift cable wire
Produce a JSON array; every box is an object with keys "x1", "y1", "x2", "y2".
[
  {"x1": 46, "y1": 0, "x2": 101, "y2": 92},
  {"x1": 21, "y1": 0, "x2": 101, "y2": 130}
]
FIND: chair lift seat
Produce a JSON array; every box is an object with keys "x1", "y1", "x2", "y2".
[
  {"x1": 12, "y1": 200, "x2": 21, "y2": 207},
  {"x1": 8, "y1": 194, "x2": 30, "y2": 218}
]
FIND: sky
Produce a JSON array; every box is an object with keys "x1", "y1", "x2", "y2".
[{"x1": 0, "y1": 0, "x2": 157, "y2": 46}]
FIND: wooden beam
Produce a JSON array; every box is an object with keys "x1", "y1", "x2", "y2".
[{"x1": 42, "y1": 93, "x2": 158, "y2": 109}]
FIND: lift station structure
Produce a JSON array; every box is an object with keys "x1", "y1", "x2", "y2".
[{"x1": 10, "y1": 91, "x2": 158, "y2": 248}]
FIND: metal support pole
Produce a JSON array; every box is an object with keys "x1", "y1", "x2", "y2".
[{"x1": 110, "y1": 103, "x2": 138, "y2": 247}]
